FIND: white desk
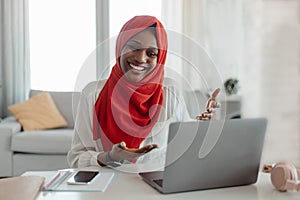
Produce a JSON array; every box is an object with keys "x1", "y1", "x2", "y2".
[{"x1": 32, "y1": 167, "x2": 300, "y2": 200}]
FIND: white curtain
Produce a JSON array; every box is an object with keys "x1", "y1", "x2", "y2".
[
  {"x1": 0, "y1": 0, "x2": 30, "y2": 118},
  {"x1": 95, "y1": 0, "x2": 110, "y2": 80}
]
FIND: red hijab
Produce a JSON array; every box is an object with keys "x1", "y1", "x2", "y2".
[{"x1": 93, "y1": 16, "x2": 168, "y2": 151}]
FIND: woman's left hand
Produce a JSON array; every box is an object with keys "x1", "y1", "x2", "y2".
[
  {"x1": 107, "y1": 142, "x2": 158, "y2": 163},
  {"x1": 119, "y1": 142, "x2": 158, "y2": 154},
  {"x1": 196, "y1": 88, "x2": 221, "y2": 120}
]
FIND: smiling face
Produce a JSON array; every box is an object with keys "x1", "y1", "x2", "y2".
[{"x1": 120, "y1": 28, "x2": 158, "y2": 82}]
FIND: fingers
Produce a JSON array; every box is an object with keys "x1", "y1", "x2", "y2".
[
  {"x1": 118, "y1": 142, "x2": 158, "y2": 154},
  {"x1": 207, "y1": 100, "x2": 221, "y2": 111},
  {"x1": 211, "y1": 88, "x2": 220, "y2": 100},
  {"x1": 143, "y1": 144, "x2": 159, "y2": 153},
  {"x1": 197, "y1": 88, "x2": 221, "y2": 121},
  {"x1": 205, "y1": 88, "x2": 221, "y2": 110},
  {"x1": 196, "y1": 116, "x2": 211, "y2": 120},
  {"x1": 127, "y1": 144, "x2": 158, "y2": 154},
  {"x1": 196, "y1": 111, "x2": 212, "y2": 120}
]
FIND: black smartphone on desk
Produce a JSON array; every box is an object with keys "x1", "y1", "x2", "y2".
[{"x1": 67, "y1": 171, "x2": 99, "y2": 185}]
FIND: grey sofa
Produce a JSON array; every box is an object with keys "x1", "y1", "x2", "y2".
[{"x1": 0, "y1": 90, "x2": 79, "y2": 176}]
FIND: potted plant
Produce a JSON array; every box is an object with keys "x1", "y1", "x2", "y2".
[{"x1": 224, "y1": 78, "x2": 239, "y2": 95}]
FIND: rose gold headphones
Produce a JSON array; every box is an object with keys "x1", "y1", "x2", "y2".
[{"x1": 263, "y1": 161, "x2": 300, "y2": 192}]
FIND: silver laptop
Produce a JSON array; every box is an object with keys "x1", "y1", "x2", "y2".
[{"x1": 139, "y1": 118, "x2": 267, "y2": 194}]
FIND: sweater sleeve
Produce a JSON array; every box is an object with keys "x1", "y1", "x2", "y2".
[
  {"x1": 67, "y1": 81, "x2": 104, "y2": 168},
  {"x1": 166, "y1": 85, "x2": 194, "y2": 122},
  {"x1": 176, "y1": 89, "x2": 194, "y2": 122}
]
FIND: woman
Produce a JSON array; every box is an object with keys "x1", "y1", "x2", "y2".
[{"x1": 67, "y1": 16, "x2": 219, "y2": 168}]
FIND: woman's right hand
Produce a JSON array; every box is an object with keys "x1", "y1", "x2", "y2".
[{"x1": 196, "y1": 88, "x2": 221, "y2": 120}]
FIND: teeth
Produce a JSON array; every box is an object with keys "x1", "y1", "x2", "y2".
[{"x1": 130, "y1": 63, "x2": 144, "y2": 71}]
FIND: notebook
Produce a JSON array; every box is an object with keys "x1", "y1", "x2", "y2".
[
  {"x1": 139, "y1": 118, "x2": 267, "y2": 194},
  {"x1": 0, "y1": 176, "x2": 44, "y2": 200}
]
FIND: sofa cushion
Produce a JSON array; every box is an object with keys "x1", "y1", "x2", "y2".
[
  {"x1": 11, "y1": 129, "x2": 73, "y2": 154},
  {"x1": 30, "y1": 90, "x2": 80, "y2": 129},
  {"x1": 8, "y1": 92, "x2": 68, "y2": 131}
]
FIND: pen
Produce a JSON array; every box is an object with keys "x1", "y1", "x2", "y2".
[
  {"x1": 50, "y1": 170, "x2": 73, "y2": 190},
  {"x1": 42, "y1": 171, "x2": 61, "y2": 190}
]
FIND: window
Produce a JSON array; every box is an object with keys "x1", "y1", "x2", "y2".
[
  {"x1": 29, "y1": 0, "x2": 161, "y2": 91},
  {"x1": 29, "y1": 0, "x2": 96, "y2": 91}
]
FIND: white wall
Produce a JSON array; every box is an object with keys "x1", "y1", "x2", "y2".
[
  {"x1": 258, "y1": 0, "x2": 300, "y2": 167},
  {"x1": 240, "y1": 0, "x2": 300, "y2": 167}
]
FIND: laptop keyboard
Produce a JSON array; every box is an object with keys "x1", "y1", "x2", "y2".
[{"x1": 153, "y1": 179, "x2": 163, "y2": 187}]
